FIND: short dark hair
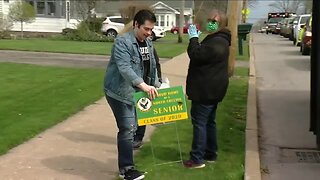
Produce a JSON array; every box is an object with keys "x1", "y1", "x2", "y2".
[{"x1": 133, "y1": 9, "x2": 156, "y2": 27}]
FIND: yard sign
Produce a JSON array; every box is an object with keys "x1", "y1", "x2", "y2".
[{"x1": 134, "y1": 86, "x2": 188, "y2": 126}]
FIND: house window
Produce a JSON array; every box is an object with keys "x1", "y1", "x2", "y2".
[
  {"x1": 36, "y1": 0, "x2": 45, "y2": 15},
  {"x1": 4, "y1": 0, "x2": 9, "y2": 3},
  {"x1": 159, "y1": 15, "x2": 165, "y2": 26},
  {"x1": 47, "y1": 0, "x2": 56, "y2": 16},
  {"x1": 26, "y1": 0, "x2": 65, "y2": 18},
  {"x1": 166, "y1": 15, "x2": 169, "y2": 27}
]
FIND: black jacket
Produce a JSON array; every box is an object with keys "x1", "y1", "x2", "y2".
[{"x1": 186, "y1": 28, "x2": 231, "y2": 104}]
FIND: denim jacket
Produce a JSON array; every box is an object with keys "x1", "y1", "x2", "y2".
[{"x1": 104, "y1": 31, "x2": 160, "y2": 105}]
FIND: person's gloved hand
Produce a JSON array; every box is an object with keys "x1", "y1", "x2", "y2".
[{"x1": 188, "y1": 24, "x2": 201, "y2": 39}]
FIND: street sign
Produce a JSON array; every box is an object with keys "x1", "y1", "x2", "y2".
[
  {"x1": 134, "y1": 86, "x2": 188, "y2": 126},
  {"x1": 242, "y1": 8, "x2": 250, "y2": 15}
]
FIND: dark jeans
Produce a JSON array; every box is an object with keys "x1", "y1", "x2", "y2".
[
  {"x1": 190, "y1": 101, "x2": 218, "y2": 164},
  {"x1": 134, "y1": 125, "x2": 146, "y2": 141},
  {"x1": 106, "y1": 95, "x2": 137, "y2": 172}
]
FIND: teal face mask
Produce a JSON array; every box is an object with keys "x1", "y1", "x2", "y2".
[{"x1": 206, "y1": 21, "x2": 219, "y2": 32}]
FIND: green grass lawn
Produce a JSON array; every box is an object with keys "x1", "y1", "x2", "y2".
[
  {"x1": 0, "y1": 39, "x2": 112, "y2": 55},
  {"x1": 0, "y1": 62, "x2": 248, "y2": 179},
  {"x1": 0, "y1": 35, "x2": 188, "y2": 58},
  {"x1": 0, "y1": 32, "x2": 248, "y2": 59},
  {"x1": 134, "y1": 67, "x2": 248, "y2": 180},
  {"x1": 0, "y1": 63, "x2": 105, "y2": 155}
]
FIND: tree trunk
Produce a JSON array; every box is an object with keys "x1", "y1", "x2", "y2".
[
  {"x1": 178, "y1": 0, "x2": 184, "y2": 43},
  {"x1": 20, "y1": 21, "x2": 23, "y2": 38},
  {"x1": 227, "y1": 0, "x2": 241, "y2": 76}
]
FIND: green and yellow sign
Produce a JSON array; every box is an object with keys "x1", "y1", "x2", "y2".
[{"x1": 134, "y1": 86, "x2": 188, "y2": 126}]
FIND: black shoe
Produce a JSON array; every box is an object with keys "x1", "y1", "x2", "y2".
[
  {"x1": 123, "y1": 169, "x2": 145, "y2": 180},
  {"x1": 133, "y1": 140, "x2": 143, "y2": 150},
  {"x1": 204, "y1": 155, "x2": 217, "y2": 163}
]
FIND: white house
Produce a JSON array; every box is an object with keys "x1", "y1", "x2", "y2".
[
  {"x1": 0, "y1": 0, "x2": 79, "y2": 32},
  {"x1": 94, "y1": 0, "x2": 194, "y2": 31},
  {"x1": 151, "y1": 1, "x2": 194, "y2": 31},
  {"x1": 0, "y1": 0, "x2": 194, "y2": 33}
]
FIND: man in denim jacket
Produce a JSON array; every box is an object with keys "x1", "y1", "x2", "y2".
[{"x1": 104, "y1": 9, "x2": 160, "y2": 180}]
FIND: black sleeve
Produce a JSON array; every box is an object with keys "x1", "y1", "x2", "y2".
[
  {"x1": 187, "y1": 37, "x2": 228, "y2": 63},
  {"x1": 153, "y1": 48, "x2": 162, "y2": 82},
  {"x1": 187, "y1": 37, "x2": 211, "y2": 62}
]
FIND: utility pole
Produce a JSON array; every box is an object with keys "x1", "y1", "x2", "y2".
[
  {"x1": 310, "y1": 0, "x2": 320, "y2": 149},
  {"x1": 178, "y1": 0, "x2": 184, "y2": 43},
  {"x1": 227, "y1": 0, "x2": 241, "y2": 76},
  {"x1": 242, "y1": 0, "x2": 248, "y2": 23}
]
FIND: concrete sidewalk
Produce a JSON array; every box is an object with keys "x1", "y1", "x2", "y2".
[{"x1": 0, "y1": 52, "x2": 190, "y2": 180}]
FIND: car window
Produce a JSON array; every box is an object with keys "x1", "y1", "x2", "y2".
[
  {"x1": 288, "y1": 18, "x2": 294, "y2": 24},
  {"x1": 306, "y1": 17, "x2": 312, "y2": 28},
  {"x1": 110, "y1": 18, "x2": 124, "y2": 23},
  {"x1": 300, "y1": 16, "x2": 310, "y2": 24},
  {"x1": 112, "y1": 18, "x2": 123, "y2": 23},
  {"x1": 268, "y1": 17, "x2": 283, "y2": 23},
  {"x1": 293, "y1": 17, "x2": 299, "y2": 25}
]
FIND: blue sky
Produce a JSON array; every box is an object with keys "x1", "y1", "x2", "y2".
[{"x1": 247, "y1": 1, "x2": 274, "y2": 23}]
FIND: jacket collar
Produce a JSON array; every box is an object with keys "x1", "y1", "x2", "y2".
[{"x1": 128, "y1": 31, "x2": 152, "y2": 47}]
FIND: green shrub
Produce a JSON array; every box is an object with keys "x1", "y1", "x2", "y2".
[
  {"x1": 57, "y1": 22, "x2": 113, "y2": 42},
  {"x1": 62, "y1": 28, "x2": 77, "y2": 35},
  {"x1": 85, "y1": 17, "x2": 105, "y2": 33}
]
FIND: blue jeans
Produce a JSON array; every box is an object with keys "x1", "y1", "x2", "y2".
[
  {"x1": 190, "y1": 101, "x2": 218, "y2": 164},
  {"x1": 106, "y1": 95, "x2": 137, "y2": 172}
]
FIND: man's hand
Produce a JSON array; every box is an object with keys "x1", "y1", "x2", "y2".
[
  {"x1": 188, "y1": 24, "x2": 201, "y2": 39},
  {"x1": 137, "y1": 82, "x2": 158, "y2": 100}
]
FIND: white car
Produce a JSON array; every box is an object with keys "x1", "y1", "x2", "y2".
[
  {"x1": 101, "y1": 16, "x2": 166, "y2": 41},
  {"x1": 258, "y1": 27, "x2": 266, "y2": 33},
  {"x1": 292, "y1": 14, "x2": 311, "y2": 45}
]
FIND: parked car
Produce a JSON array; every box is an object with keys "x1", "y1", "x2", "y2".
[
  {"x1": 280, "y1": 17, "x2": 294, "y2": 38},
  {"x1": 258, "y1": 26, "x2": 266, "y2": 33},
  {"x1": 101, "y1": 16, "x2": 166, "y2": 41},
  {"x1": 170, "y1": 24, "x2": 200, "y2": 34},
  {"x1": 265, "y1": 17, "x2": 283, "y2": 34},
  {"x1": 276, "y1": 18, "x2": 286, "y2": 35},
  {"x1": 300, "y1": 16, "x2": 312, "y2": 55},
  {"x1": 293, "y1": 14, "x2": 311, "y2": 46},
  {"x1": 288, "y1": 16, "x2": 298, "y2": 41}
]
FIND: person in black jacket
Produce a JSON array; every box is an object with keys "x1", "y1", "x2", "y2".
[{"x1": 183, "y1": 9, "x2": 231, "y2": 169}]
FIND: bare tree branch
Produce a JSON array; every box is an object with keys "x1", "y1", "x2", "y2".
[{"x1": 269, "y1": 0, "x2": 304, "y2": 13}]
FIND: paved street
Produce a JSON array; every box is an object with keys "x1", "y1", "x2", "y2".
[{"x1": 253, "y1": 33, "x2": 320, "y2": 180}]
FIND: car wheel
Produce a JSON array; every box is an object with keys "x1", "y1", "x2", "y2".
[
  {"x1": 301, "y1": 43, "x2": 310, "y2": 55},
  {"x1": 151, "y1": 32, "x2": 156, "y2": 41},
  {"x1": 106, "y1": 29, "x2": 117, "y2": 38},
  {"x1": 289, "y1": 34, "x2": 293, "y2": 41}
]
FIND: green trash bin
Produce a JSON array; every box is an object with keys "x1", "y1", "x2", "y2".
[{"x1": 238, "y1": 23, "x2": 253, "y2": 55}]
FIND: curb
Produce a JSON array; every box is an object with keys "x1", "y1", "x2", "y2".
[{"x1": 245, "y1": 34, "x2": 261, "y2": 180}]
